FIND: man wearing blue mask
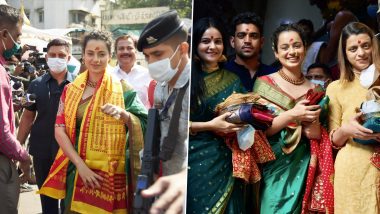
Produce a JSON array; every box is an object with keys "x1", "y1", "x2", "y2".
[
  {"x1": 136, "y1": 10, "x2": 189, "y2": 213},
  {"x1": 0, "y1": 5, "x2": 31, "y2": 214},
  {"x1": 306, "y1": 62, "x2": 332, "y2": 89},
  {"x1": 17, "y1": 38, "x2": 74, "y2": 214}
]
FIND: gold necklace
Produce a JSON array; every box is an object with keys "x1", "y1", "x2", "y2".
[
  {"x1": 86, "y1": 80, "x2": 97, "y2": 88},
  {"x1": 202, "y1": 64, "x2": 219, "y2": 73},
  {"x1": 278, "y1": 69, "x2": 305, "y2": 85}
]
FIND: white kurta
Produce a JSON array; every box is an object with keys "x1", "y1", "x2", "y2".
[{"x1": 111, "y1": 64, "x2": 152, "y2": 109}]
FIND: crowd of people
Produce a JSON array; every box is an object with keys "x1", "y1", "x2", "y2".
[
  {"x1": 0, "y1": 5, "x2": 188, "y2": 214},
  {"x1": 187, "y1": 0, "x2": 380, "y2": 213},
  {"x1": 1, "y1": 0, "x2": 380, "y2": 214}
]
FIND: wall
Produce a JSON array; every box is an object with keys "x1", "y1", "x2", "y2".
[
  {"x1": 7, "y1": 0, "x2": 102, "y2": 29},
  {"x1": 43, "y1": 0, "x2": 68, "y2": 28},
  {"x1": 44, "y1": 0, "x2": 101, "y2": 29}
]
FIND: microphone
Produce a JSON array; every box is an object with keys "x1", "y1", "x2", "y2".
[
  {"x1": 10, "y1": 79, "x2": 23, "y2": 96},
  {"x1": 12, "y1": 80, "x2": 22, "y2": 90},
  {"x1": 21, "y1": 93, "x2": 36, "y2": 107},
  {"x1": 28, "y1": 93, "x2": 36, "y2": 101}
]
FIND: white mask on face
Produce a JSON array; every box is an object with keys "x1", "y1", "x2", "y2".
[
  {"x1": 310, "y1": 79, "x2": 326, "y2": 88},
  {"x1": 7, "y1": 64, "x2": 16, "y2": 74},
  {"x1": 148, "y1": 45, "x2": 182, "y2": 83},
  {"x1": 360, "y1": 64, "x2": 378, "y2": 89},
  {"x1": 47, "y1": 57, "x2": 67, "y2": 73}
]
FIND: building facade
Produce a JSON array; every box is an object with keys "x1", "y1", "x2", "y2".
[{"x1": 6, "y1": 0, "x2": 115, "y2": 30}]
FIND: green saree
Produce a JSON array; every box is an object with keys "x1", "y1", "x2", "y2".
[
  {"x1": 253, "y1": 76, "x2": 310, "y2": 214},
  {"x1": 187, "y1": 68, "x2": 246, "y2": 214}
]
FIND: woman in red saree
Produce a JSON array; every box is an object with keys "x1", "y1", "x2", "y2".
[{"x1": 38, "y1": 31, "x2": 147, "y2": 214}]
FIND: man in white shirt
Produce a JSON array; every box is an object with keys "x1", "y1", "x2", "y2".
[{"x1": 112, "y1": 34, "x2": 152, "y2": 109}]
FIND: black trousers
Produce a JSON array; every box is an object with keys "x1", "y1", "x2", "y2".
[{"x1": 33, "y1": 156, "x2": 60, "y2": 214}]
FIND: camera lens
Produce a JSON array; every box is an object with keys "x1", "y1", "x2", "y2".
[{"x1": 27, "y1": 65, "x2": 35, "y2": 73}]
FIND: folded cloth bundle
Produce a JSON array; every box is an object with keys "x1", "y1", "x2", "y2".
[
  {"x1": 306, "y1": 88, "x2": 325, "y2": 106},
  {"x1": 354, "y1": 86, "x2": 380, "y2": 145},
  {"x1": 280, "y1": 87, "x2": 329, "y2": 155},
  {"x1": 307, "y1": 88, "x2": 330, "y2": 126},
  {"x1": 298, "y1": 88, "x2": 336, "y2": 213},
  {"x1": 215, "y1": 92, "x2": 276, "y2": 183},
  {"x1": 354, "y1": 117, "x2": 380, "y2": 145},
  {"x1": 353, "y1": 86, "x2": 380, "y2": 169},
  {"x1": 216, "y1": 93, "x2": 275, "y2": 131}
]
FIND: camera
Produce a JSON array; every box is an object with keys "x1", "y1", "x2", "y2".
[
  {"x1": 10, "y1": 76, "x2": 36, "y2": 109},
  {"x1": 15, "y1": 47, "x2": 48, "y2": 78},
  {"x1": 28, "y1": 50, "x2": 48, "y2": 72},
  {"x1": 13, "y1": 93, "x2": 36, "y2": 108},
  {"x1": 21, "y1": 60, "x2": 36, "y2": 74}
]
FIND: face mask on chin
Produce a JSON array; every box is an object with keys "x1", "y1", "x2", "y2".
[
  {"x1": 310, "y1": 79, "x2": 326, "y2": 88},
  {"x1": 148, "y1": 45, "x2": 182, "y2": 83},
  {"x1": 360, "y1": 64, "x2": 378, "y2": 89},
  {"x1": 1, "y1": 30, "x2": 21, "y2": 59},
  {"x1": 7, "y1": 64, "x2": 16, "y2": 74},
  {"x1": 47, "y1": 57, "x2": 68, "y2": 73}
]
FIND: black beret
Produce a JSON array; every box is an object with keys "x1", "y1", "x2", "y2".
[{"x1": 137, "y1": 10, "x2": 184, "y2": 51}]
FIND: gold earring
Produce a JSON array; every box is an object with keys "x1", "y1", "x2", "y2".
[{"x1": 218, "y1": 55, "x2": 227, "y2": 62}]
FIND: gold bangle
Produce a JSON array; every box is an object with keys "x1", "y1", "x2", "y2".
[
  {"x1": 189, "y1": 121, "x2": 197, "y2": 135},
  {"x1": 330, "y1": 128, "x2": 343, "y2": 150}
]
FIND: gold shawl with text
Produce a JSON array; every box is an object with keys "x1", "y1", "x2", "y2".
[{"x1": 39, "y1": 70, "x2": 143, "y2": 214}]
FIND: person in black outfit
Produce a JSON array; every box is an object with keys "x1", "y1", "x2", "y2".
[
  {"x1": 17, "y1": 39, "x2": 75, "y2": 214},
  {"x1": 225, "y1": 12, "x2": 276, "y2": 92}
]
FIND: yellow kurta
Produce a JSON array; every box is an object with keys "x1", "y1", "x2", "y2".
[{"x1": 326, "y1": 77, "x2": 380, "y2": 214}]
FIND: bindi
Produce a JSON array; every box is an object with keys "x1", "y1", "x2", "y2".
[
  {"x1": 289, "y1": 38, "x2": 294, "y2": 43},
  {"x1": 95, "y1": 46, "x2": 100, "y2": 51},
  {"x1": 358, "y1": 40, "x2": 361, "y2": 44}
]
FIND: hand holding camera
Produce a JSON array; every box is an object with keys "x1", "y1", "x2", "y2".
[{"x1": 10, "y1": 77, "x2": 36, "y2": 109}]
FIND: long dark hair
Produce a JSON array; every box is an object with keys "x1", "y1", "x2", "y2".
[
  {"x1": 191, "y1": 17, "x2": 227, "y2": 114},
  {"x1": 338, "y1": 22, "x2": 380, "y2": 82}
]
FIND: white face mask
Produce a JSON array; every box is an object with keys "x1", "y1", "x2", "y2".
[
  {"x1": 310, "y1": 79, "x2": 326, "y2": 88},
  {"x1": 360, "y1": 64, "x2": 378, "y2": 89},
  {"x1": 7, "y1": 64, "x2": 16, "y2": 74},
  {"x1": 148, "y1": 45, "x2": 182, "y2": 82},
  {"x1": 237, "y1": 124, "x2": 255, "y2": 151},
  {"x1": 47, "y1": 57, "x2": 67, "y2": 73}
]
